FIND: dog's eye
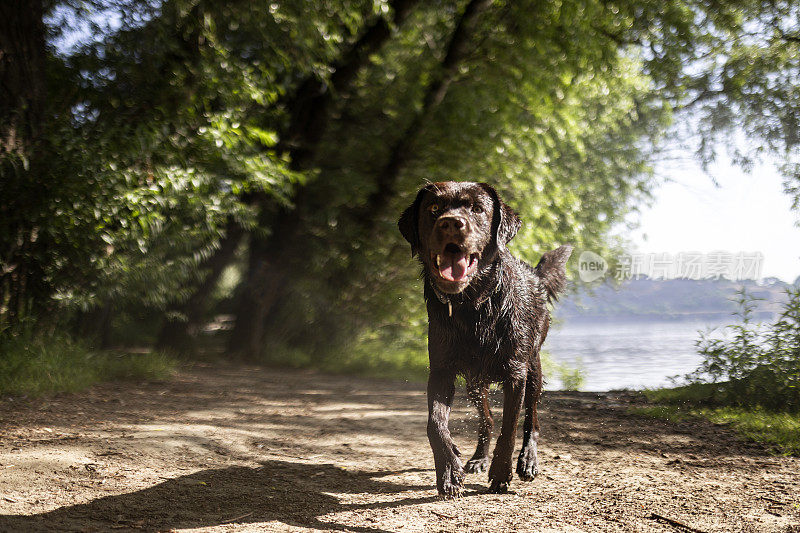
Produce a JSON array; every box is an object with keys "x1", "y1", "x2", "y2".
[
  {"x1": 429, "y1": 204, "x2": 440, "y2": 215},
  {"x1": 472, "y1": 204, "x2": 484, "y2": 214}
]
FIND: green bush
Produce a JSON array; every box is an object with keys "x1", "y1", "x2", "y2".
[
  {"x1": 0, "y1": 331, "x2": 177, "y2": 397},
  {"x1": 685, "y1": 287, "x2": 800, "y2": 411},
  {"x1": 648, "y1": 286, "x2": 800, "y2": 410},
  {"x1": 544, "y1": 354, "x2": 585, "y2": 391},
  {"x1": 642, "y1": 287, "x2": 800, "y2": 455}
]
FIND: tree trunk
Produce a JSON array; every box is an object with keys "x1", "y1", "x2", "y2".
[
  {"x1": 74, "y1": 302, "x2": 114, "y2": 349},
  {"x1": 0, "y1": 0, "x2": 47, "y2": 327},
  {"x1": 227, "y1": 0, "x2": 420, "y2": 358},
  {"x1": 0, "y1": 0, "x2": 46, "y2": 154},
  {"x1": 155, "y1": 221, "x2": 244, "y2": 353}
]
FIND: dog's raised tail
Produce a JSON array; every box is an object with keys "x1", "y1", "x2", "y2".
[{"x1": 534, "y1": 245, "x2": 573, "y2": 302}]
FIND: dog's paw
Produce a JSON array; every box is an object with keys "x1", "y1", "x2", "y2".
[
  {"x1": 439, "y1": 481, "x2": 463, "y2": 499},
  {"x1": 487, "y1": 457, "x2": 512, "y2": 494},
  {"x1": 516, "y1": 449, "x2": 539, "y2": 481},
  {"x1": 464, "y1": 456, "x2": 489, "y2": 474},
  {"x1": 486, "y1": 479, "x2": 509, "y2": 494},
  {"x1": 437, "y1": 459, "x2": 465, "y2": 499}
]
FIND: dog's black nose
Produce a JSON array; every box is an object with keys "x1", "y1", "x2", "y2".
[{"x1": 436, "y1": 215, "x2": 467, "y2": 236}]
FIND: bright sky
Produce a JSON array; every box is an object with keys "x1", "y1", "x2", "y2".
[{"x1": 627, "y1": 156, "x2": 800, "y2": 283}]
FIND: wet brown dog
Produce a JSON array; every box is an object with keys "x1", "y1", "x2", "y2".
[{"x1": 398, "y1": 181, "x2": 571, "y2": 496}]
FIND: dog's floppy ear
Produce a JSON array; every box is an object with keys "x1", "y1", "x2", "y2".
[
  {"x1": 398, "y1": 186, "x2": 431, "y2": 257},
  {"x1": 480, "y1": 183, "x2": 521, "y2": 246}
]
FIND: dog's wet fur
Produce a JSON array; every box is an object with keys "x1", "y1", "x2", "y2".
[{"x1": 399, "y1": 181, "x2": 572, "y2": 496}]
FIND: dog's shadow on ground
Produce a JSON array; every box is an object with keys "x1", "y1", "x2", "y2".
[{"x1": 0, "y1": 460, "x2": 486, "y2": 532}]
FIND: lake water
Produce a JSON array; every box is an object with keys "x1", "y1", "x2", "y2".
[{"x1": 544, "y1": 319, "x2": 726, "y2": 391}]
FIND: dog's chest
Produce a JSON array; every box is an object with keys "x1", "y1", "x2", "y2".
[{"x1": 432, "y1": 301, "x2": 527, "y2": 378}]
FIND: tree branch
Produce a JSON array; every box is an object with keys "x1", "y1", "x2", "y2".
[
  {"x1": 775, "y1": 27, "x2": 800, "y2": 43},
  {"x1": 592, "y1": 24, "x2": 643, "y2": 46},
  {"x1": 355, "y1": 0, "x2": 493, "y2": 223},
  {"x1": 280, "y1": 0, "x2": 420, "y2": 170},
  {"x1": 681, "y1": 87, "x2": 725, "y2": 110}
]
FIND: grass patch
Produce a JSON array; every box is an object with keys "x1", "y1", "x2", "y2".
[
  {"x1": 263, "y1": 343, "x2": 431, "y2": 382},
  {"x1": 260, "y1": 337, "x2": 583, "y2": 388},
  {"x1": 319, "y1": 348, "x2": 430, "y2": 381},
  {"x1": 0, "y1": 332, "x2": 177, "y2": 397},
  {"x1": 636, "y1": 389, "x2": 800, "y2": 456},
  {"x1": 701, "y1": 407, "x2": 800, "y2": 455},
  {"x1": 644, "y1": 382, "x2": 725, "y2": 405},
  {"x1": 257, "y1": 328, "x2": 432, "y2": 382}
]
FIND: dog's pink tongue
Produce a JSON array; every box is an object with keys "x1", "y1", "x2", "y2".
[{"x1": 439, "y1": 253, "x2": 469, "y2": 281}]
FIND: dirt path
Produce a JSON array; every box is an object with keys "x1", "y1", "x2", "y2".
[{"x1": 0, "y1": 364, "x2": 798, "y2": 532}]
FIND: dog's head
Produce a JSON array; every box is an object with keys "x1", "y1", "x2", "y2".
[{"x1": 398, "y1": 181, "x2": 521, "y2": 294}]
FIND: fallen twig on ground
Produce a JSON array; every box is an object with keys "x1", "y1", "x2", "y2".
[
  {"x1": 646, "y1": 512, "x2": 707, "y2": 533},
  {"x1": 221, "y1": 511, "x2": 254, "y2": 524}
]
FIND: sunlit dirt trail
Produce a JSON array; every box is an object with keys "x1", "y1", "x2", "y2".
[{"x1": 1, "y1": 364, "x2": 798, "y2": 532}]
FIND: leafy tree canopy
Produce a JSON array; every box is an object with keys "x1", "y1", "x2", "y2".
[{"x1": 1, "y1": 0, "x2": 798, "y2": 359}]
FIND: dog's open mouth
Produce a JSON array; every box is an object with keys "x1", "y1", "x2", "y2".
[{"x1": 431, "y1": 243, "x2": 480, "y2": 283}]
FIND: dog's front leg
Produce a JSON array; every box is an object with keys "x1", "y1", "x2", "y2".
[
  {"x1": 488, "y1": 367, "x2": 526, "y2": 493},
  {"x1": 427, "y1": 369, "x2": 463, "y2": 498},
  {"x1": 464, "y1": 380, "x2": 493, "y2": 474},
  {"x1": 517, "y1": 367, "x2": 542, "y2": 481}
]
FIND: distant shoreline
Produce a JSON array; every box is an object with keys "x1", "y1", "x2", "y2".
[
  {"x1": 555, "y1": 277, "x2": 793, "y2": 324},
  {"x1": 554, "y1": 311, "x2": 778, "y2": 324}
]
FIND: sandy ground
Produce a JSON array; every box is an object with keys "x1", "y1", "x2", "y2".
[{"x1": 0, "y1": 364, "x2": 798, "y2": 532}]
